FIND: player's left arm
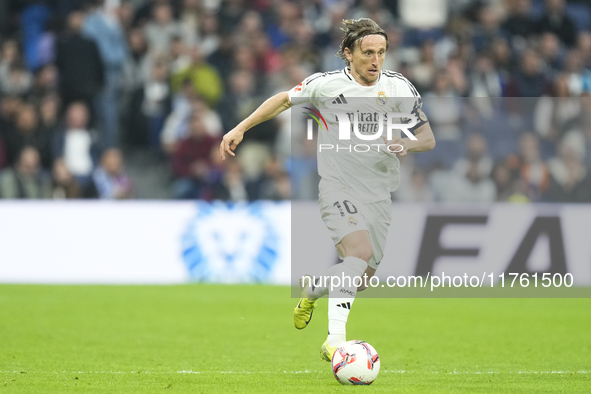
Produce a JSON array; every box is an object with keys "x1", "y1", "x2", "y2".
[
  {"x1": 387, "y1": 122, "x2": 435, "y2": 157},
  {"x1": 402, "y1": 122, "x2": 436, "y2": 155}
]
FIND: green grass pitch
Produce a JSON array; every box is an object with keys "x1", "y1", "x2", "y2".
[{"x1": 0, "y1": 285, "x2": 589, "y2": 393}]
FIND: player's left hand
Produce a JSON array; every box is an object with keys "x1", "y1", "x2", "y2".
[{"x1": 385, "y1": 137, "x2": 407, "y2": 157}]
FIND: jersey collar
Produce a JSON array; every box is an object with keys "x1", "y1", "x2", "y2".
[{"x1": 344, "y1": 67, "x2": 381, "y2": 86}]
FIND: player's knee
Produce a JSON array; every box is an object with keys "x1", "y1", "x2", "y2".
[
  {"x1": 358, "y1": 271, "x2": 375, "y2": 292},
  {"x1": 353, "y1": 246, "x2": 373, "y2": 263}
]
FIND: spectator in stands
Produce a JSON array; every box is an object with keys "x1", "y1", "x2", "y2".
[
  {"x1": 0, "y1": 93, "x2": 20, "y2": 133},
  {"x1": 352, "y1": 0, "x2": 395, "y2": 27},
  {"x1": 221, "y1": 71, "x2": 277, "y2": 176},
  {"x1": 264, "y1": 1, "x2": 299, "y2": 49},
  {"x1": 0, "y1": 39, "x2": 21, "y2": 90},
  {"x1": 538, "y1": 33, "x2": 563, "y2": 76},
  {"x1": 144, "y1": 2, "x2": 183, "y2": 55},
  {"x1": 207, "y1": 34, "x2": 235, "y2": 81},
  {"x1": 0, "y1": 146, "x2": 51, "y2": 199},
  {"x1": 236, "y1": 10, "x2": 265, "y2": 46},
  {"x1": 395, "y1": 168, "x2": 434, "y2": 202},
  {"x1": 398, "y1": 0, "x2": 445, "y2": 31},
  {"x1": 170, "y1": 36, "x2": 191, "y2": 74},
  {"x1": 491, "y1": 160, "x2": 518, "y2": 202},
  {"x1": 536, "y1": 0, "x2": 578, "y2": 48},
  {"x1": 83, "y1": 0, "x2": 128, "y2": 148},
  {"x1": 421, "y1": 71, "x2": 463, "y2": 169},
  {"x1": 0, "y1": 37, "x2": 32, "y2": 95},
  {"x1": 270, "y1": 171, "x2": 291, "y2": 201},
  {"x1": 518, "y1": 132, "x2": 549, "y2": 201},
  {"x1": 92, "y1": 148, "x2": 133, "y2": 199},
  {"x1": 142, "y1": 59, "x2": 171, "y2": 150},
  {"x1": 546, "y1": 134, "x2": 591, "y2": 202},
  {"x1": 563, "y1": 49, "x2": 586, "y2": 95},
  {"x1": 472, "y1": 5, "x2": 502, "y2": 54},
  {"x1": 534, "y1": 74, "x2": 581, "y2": 144},
  {"x1": 410, "y1": 40, "x2": 437, "y2": 94},
  {"x1": 578, "y1": 31, "x2": 591, "y2": 69},
  {"x1": 503, "y1": 0, "x2": 536, "y2": 51},
  {"x1": 55, "y1": 10, "x2": 104, "y2": 114},
  {"x1": 198, "y1": 12, "x2": 221, "y2": 57},
  {"x1": 218, "y1": 70, "x2": 257, "y2": 133},
  {"x1": 116, "y1": 1, "x2": 135, "y2": 31},
  {"x1": 582, "y1": 115, "x2": 591, "y2": 169},
  {"x1": 469, "y1": 52, "x2": 503, "y2": 97},
  {"x1": 179, "y1": 0, "x2": 200, "y2": 48},
  {"x1": 218, "y1": 0, "x2": 247, "y2": 35},
  {"x1": 30, "y1": 63, "x2": 58, "y2": 101},
  {"x1": 290, "y1": 137, "x2": 319, "y2": 201},
  {"x1": 490, "y1": 37, "x2": 513, "y2": 77},
  {"x1": 39, "y1": 92, "x2": 60, "y2": 135},
  {"x1": 382, "y1": 25, "x2": 404, "y2": 72},
  {"x1": 5, "y1": 103, "x2": 52, "y2": 168},
  {"x1": 121, "y1": 26, "x2": 150, "y2": 147},
  {"x1": 289, "y1": 22, "x2": 321, "y2": 73},
  {"x1": 232, "y1": 46, "x2": 257, "y2": 75},
  {"x1": 446, "y1": 54, "x2": 470, "y2": 96},
  {"x1": 212, "y1": 156, "x2": 249, "y2": 201},
  {"x1": 161, "y1": 79, "x2": 196, "y2": 154},
  {"x1": 161, "y1": 92, "x2": 221, "y2": 155},
  {"x1": 507, "y1": 49, "x2": 551, "y2": 97},
  {"x1": 453, "y1": 133, "x2": 493, "y2": 179},
  {"x1": 247, "y1": 156, "x2": 290, "y2": 201},
  {"x1": 51, "y1": 158, "x2": 82, "y2": 199},
  {"x1": 444, "y1": 160, "x2": 497, "y2": 203},
  {"x1": 0, "y1": 61, "x2": 32, "y2": 96},
  {"x1": 52, "y1": 102, "x2": 97, "y2": 182},
  {"x1": 0, "y1": 123, "x2": 6, "y2": 169},
  {"x1": 171, "y1": 112, "x2": 218, "y2": 199},
  {"x1": 171, "y1": 45, "x2": 223, "y2": 107},
  {"x1": 252, "y1": 32, "x2": 284, "y2": 76}
]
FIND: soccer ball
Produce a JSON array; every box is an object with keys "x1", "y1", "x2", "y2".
[{"x1": 331, "y1": 340, "x2": 380, "y2": 385}]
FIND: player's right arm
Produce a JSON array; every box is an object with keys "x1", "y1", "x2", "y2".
[
  {"x1": 219, "y1": 91, "x2": 292, "y2": 160},
  {"x1": 220, "y1": 73, "x2": 321, "y2": 159}
]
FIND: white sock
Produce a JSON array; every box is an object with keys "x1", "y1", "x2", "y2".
[
  {"x1": 306, "y1": 274, "x2": 329, "y2": 301},
  {"x1": 326, "y1": 256, "x2": 367, "y2": 347},
  {"x1": 306, "y1": 258, "x2": 366, "y2": 301}
]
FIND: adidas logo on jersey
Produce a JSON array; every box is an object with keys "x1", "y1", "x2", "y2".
[
  {"x1": 331, "y1": 94, "x2": 348, "y2": 104},
  {"x1": 336, "y1": 302, "x2": 351, "y2": 309}
]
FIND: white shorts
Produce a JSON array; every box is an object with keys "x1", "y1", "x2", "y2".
[{"x1": 318, "y1": 189, "x2": 391, "y2": 270}]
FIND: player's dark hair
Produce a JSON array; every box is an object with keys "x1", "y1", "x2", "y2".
[{"x1": 337, "y1": 18, "x2": 389, "y2": 67}]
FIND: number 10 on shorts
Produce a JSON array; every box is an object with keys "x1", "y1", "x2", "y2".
[{"x1": 333, "y1": 200, "x2": 358, "y2": 217}]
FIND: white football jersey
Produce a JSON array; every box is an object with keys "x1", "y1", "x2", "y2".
[{"x1": 288, "y1": 68, "x2": 426, "y2": 203}]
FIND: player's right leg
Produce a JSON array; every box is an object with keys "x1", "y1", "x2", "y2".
[{"x1": 321, "y1": 230, "x2": 371, "y2": 361}]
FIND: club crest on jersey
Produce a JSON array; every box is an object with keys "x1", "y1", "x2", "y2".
[
  {"x1": 376, "y1": 91, "x2": 387, "y2": 106},
  {"x1": 348, "y1": 217, "x2": 358, "y2": 227},
  {"x1": 417, "y1": 107, "x2": 428, "y2": 122}
]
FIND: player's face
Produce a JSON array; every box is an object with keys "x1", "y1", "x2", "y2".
[{"x1": 346, "y1": 35, "x2": 387, "y2": 86}]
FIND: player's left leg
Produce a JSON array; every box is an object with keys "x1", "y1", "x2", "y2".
[
  {"x1": 320, "y1": 199, "x2": 390, "y2": 361},
  {"x1": 294, "y1": 275, "x2": 317, "y2": 330}
]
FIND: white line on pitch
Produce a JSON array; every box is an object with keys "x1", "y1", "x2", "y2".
[{"x1": 1, "y1": 370, "x2": 589, "y2": 375}]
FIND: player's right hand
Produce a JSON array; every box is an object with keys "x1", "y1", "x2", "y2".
[{"x1": 220, "y1": 128, "x2": 245, "y2": 160}]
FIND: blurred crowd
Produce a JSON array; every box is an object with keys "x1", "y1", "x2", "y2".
[{"x1": 0, "y1": 0, "x2": 591, "y2": 202}]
